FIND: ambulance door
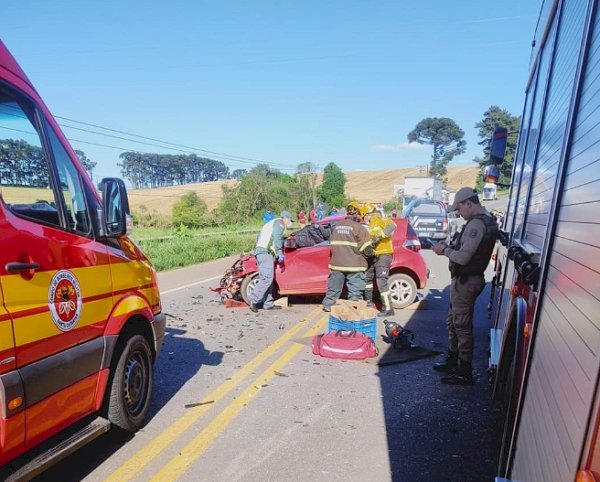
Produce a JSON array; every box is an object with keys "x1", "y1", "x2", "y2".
[
  {"x1": 0, "y1": 284, "x2": 24, "y2": 464},
  {"x1": 0, "y1": 84, "x2": 112, "y2": 446}
]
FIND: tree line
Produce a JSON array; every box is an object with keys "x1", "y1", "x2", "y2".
[
  {"x1": 0, "y1": 139, "x2": 97, "y2": 187},
  {"x1": 118, "y1": 152, "x2": 247, "y2": 189}
]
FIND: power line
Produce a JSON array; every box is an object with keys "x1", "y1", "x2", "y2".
[
  {"x1": 66, "y1": 136, "x2": 295, "y2": 172},
  {"x1": 1, "y1": 103, "x2": 298, "y2": 171},
  {"x1": 54, "y1": 115, "x2": 297, "y2": 169}
]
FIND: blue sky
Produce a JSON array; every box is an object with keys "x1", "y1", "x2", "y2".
[{"x1": 3, "y1": 0, "x2": 540, "y2": 181}]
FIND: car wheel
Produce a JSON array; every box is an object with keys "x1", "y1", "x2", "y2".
[
  {"x1": 388, "y1": 273, "x2": 418, "y2": 309},
  {"x1": 106, "y1": 334, "x2": 153, "y2": 432},
  {"x1": 240, "y1": 273, "x2": 259, "y2": 305}
]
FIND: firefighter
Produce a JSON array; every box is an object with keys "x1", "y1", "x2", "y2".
[
  {"x1": 322, "y1": 202, "x2": 373, "y2": 311},
  {"x1": 362, "y1": 203, "x2": 397, "y2": 317},
  {"x1": 248, "y1": 211, "x2": 294, "y2": 312},
  {"x1": 431, "y1": 187, "x2": 499, "y2": 385}
]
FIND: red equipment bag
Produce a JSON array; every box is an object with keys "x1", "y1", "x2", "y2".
[{"x1": 312, "y1": 330, "x2": 378, "y2": 360}]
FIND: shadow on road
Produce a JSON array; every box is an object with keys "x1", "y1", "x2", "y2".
[
  {"x1": 376, "y1": 285, "x2": 505, "y2": 482},
  {"x1": 150, "y1": 324, "x2": 224, "y2": 415},
  {"x1": 29, "y1": 325, "x2": 223, "y2": 482}
]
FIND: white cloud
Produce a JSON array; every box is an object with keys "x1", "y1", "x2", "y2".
[
  {"x1": 370, "y1": 142, "x2": 427, "y2": 152},
  {"x1": 400, "y1": 142, "x2": 427, "y2": 150}
]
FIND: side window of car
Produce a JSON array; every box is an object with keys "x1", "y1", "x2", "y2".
[
  {"x1": 44, "y1": 121, "x2": 91, "y2": 235},
  {"x1": 0, "y1": 87, "x2": 60, "y2": 226}
]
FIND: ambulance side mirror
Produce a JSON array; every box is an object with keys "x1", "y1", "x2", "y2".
[{"x1": 99, "y1": 177, "x2": 132, "y2": 237}]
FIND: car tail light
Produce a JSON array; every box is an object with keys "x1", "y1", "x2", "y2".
[
  {"x1": 403, "y1": 224, "x2": 421, "y2": 252},
  {"x1": 443, "y1": 218, "x2": 448, "y2": 232}
]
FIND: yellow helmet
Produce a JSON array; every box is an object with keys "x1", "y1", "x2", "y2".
[
  {"x1": 346, "y1": 201, "x2": 362, "y2": 216},
  {"x1": 361, "y1": 203, "x2": 377, "y2": 216}
]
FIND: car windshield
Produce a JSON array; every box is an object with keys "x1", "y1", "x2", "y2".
[{"x1": 412, "y1": 203, "x2": 444, "y2": 214}]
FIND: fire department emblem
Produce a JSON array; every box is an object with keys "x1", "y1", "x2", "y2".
[{"x1": 48, "y1": 270, "x2": 82, "y2": 331}]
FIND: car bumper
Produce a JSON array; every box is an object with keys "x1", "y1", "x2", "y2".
[{"x1": 421, "y1": 232, "x2": 447, "y2": 240}]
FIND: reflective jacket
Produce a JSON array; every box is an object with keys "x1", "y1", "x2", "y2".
[
  {"x1": 329, "y1": 218, "x2": 372, "y2": 272},
  {"x1": 368, "y1": 214, "x2": 396, "y2": 256},
  {"x1": 255, "y1": 218, "x2": 284, "y2": 257}
]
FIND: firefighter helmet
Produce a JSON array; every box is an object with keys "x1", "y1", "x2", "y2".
[
  {"x1": 361, "y1": 203, "x2": 377, "y2": 216},
  {"x1": 346, "y1": 201, "x2": 362, "y2": 216}
]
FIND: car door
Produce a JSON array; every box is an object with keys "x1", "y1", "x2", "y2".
[
  {"x1": 276, "y1": 244, "x2": 331, "y2": 294},
  {"x1": 0, "y1": 85, "x2": 112, "y2": 446}
]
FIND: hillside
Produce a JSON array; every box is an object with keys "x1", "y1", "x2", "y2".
[{"x1": 127, "y1": 166, "x2": 479, "y2": 215}]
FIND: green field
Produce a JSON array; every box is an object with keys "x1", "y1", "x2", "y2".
[{"x1": 137, "y1": 230, "x2": 258, "y2": 271}]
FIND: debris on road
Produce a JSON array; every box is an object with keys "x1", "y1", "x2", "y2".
[
  {"x1": 184, "y1": 400, "x2": 215, "y2": 408},
  {"x1": 165, "y1": 312, "x2": 184, "y2": 321}
]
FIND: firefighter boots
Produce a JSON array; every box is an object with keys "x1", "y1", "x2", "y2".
[
  {"x1": 441, "y1": 359, "x2": 473, "y2": 386},
  {"x1": 433, "y1": 351, "x2": 458, "y2": 373}
]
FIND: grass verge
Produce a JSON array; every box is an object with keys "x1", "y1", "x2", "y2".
[{"x1": 139, "y1": 232, "x2": 257, "y2": 271}]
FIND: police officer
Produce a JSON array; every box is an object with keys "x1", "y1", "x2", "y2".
[
  {"x1": 322, "y1": 202, "x2": 373, "y2": 311},
  {"x1": 362, "y1": 203, "x2": 397, "y2": 317},
  {"x1": 431, "y1": 188, "x2": 498, "y2": 385}
]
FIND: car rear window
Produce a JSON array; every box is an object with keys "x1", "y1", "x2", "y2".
[{"x1": 412, "y1": 203, "x2": 444, "y2": 215}]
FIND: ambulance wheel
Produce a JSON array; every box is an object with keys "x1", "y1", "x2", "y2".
[
  {"x1": 241, "y1": 273, "x2": 259, "y2": 305},
  {"x1": 107, "y1": 334, "x2": 153, "y2": 432},
  {"x1": 388, "y1": 273, "x2": 417, "y2": 309}
]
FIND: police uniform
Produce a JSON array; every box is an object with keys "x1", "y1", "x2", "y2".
[
  {"x1": 322, "y1": 216, "x2": 372, "y2": 310},
  {"x1": 436, "y1": 201, "x2": 498, "y2": 384}
]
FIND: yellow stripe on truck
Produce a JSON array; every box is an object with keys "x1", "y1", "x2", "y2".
[
  {"x1": 139, "y1": 286, "x2": 160, "y2": 308},
  {"x1": 110, "y1": 260, "x2": 155, "y2": 294},
  {"x1": 2, "y1": 264, "x2": 156, "y2": 314},
  {"x1": 12, "y1": 297, "x2": 113, "y2": 346},
  {"x1": 111, "y1": 295, "x2": 149, "y2": 317},
  {"x1": 2, "y1": 262, "x2": 160, "y2": 347},
  {"x1": 0, "y1": 319, "x2": 14, "y2": 352},
  {"x1": 1, "y1": 265, "x2": 112, "y2": 306}
]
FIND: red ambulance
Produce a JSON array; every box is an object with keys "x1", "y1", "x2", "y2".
[{"x1": 0, "y1": 40, "x2": 165, "y2": 478}]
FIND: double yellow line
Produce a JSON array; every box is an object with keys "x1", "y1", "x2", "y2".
[{"x1": 106, "y1": 306, "x2": 328, "y2": 482}]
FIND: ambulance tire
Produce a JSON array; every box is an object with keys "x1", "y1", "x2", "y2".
[
  {"x1": 240, "y1": 273, "x2": 259, "y2": 305},
  {"x1": 107, "y1": 334, "x2": 153, "y2": 432},
  {"x1": 388, "y1": 273, "x2": 418, "y2": 309}
]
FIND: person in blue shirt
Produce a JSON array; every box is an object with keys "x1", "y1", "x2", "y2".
[
  {"x1": 248, "y1": 211, "x2": 294, "y2": 312},
  {"x1": 263, "y1": 209, "x2": 275, "y2": 224},
  {"x1": 317, "y1": 209, "x2": 324, "y2": 221}
]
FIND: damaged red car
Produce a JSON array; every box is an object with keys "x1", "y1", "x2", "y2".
[{"x1": 218, "y1": 215, "x2": 429, "y2": 309}]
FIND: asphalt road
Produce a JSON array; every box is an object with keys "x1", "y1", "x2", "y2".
[{"x1": 31, "y1": 234, "x2": 507, "y2": 482}]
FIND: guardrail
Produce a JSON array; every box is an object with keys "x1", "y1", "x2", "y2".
[{"x1": 135, "y1": 229, "x2": 261, "y2": 243}]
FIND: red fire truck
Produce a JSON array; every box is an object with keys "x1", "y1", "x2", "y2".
[{"x1": 488, "y1": 1, "x2": 600, "y2": 481}]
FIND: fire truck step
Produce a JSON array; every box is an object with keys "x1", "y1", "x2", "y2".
[{"x1": 5, "y1": 417, "x2": 111, "y2": 482}]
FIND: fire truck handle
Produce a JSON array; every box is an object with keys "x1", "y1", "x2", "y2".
[{"x1": 5, "y1": 261, "x2": 41, "y2": 273}]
